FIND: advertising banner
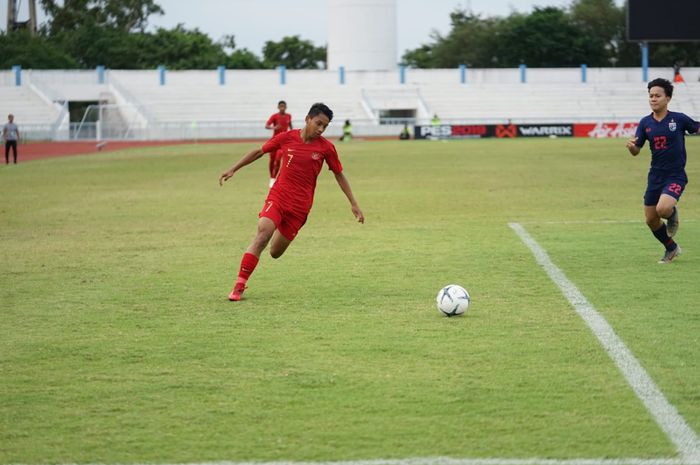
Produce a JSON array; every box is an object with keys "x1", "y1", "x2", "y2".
[
  {"x1": 573, "y1": 122, "x2": 638, "y2": 138},
  {"x1": 414, "y1": 125, "x2": 453, "y2": 139},
  {"x1": 414, "y1": 122, "x2": 639, "y2": 139},
  {"x1": 451, "y1": 125, "x2": 490, "y2": 138},
  {"x1": 516, "y1": 124, "x2": 573, "y2": 137},
  {"x1": 493, "y1": 124, "x2": 518, "y2": 138}
]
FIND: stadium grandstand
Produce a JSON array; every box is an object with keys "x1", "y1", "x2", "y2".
[{"x1": 2, "y1": 66, "x2": 699, "y2": 142}]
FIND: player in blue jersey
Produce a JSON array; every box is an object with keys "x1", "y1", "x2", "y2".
[{"x1": 626, "y1": 78, "x2": 700, "y2": 263}]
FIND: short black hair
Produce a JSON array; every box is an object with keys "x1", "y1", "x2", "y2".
[
  {"x1": 278, "y1": 100, "x2": 286, "y2": 106},
  {"x1": 307, "y1": 102, "x2": 333, "y2": 122},
  {"x1": 648, "y1": 78, "x2": 673, "y2": 98}
]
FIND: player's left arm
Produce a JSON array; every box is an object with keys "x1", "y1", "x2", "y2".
[
  {"x1": 334, "y1": 171, "x2": 364, "y2": 224},
  {"x1": 686, "y1": 114, "x2": 700, "y2": 134}
]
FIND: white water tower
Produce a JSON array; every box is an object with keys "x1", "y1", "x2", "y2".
[{"x1": 327, "y1": 0, "x2": 398, "y2": 71}]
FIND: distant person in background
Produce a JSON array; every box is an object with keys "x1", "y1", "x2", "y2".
[
  {"x1": 625, "y1": 78, "x2": 699, "y2": 263},
  {"x1": 399, "y1": 123, "x2": 411, "y2": 140},
  {"x1": 339, "y1": 119, "x2": 352, "y2": 142},
  {"x1": 265, "y1": 100, "x2": 293, "y2": 187},
  {"x1": 3, "y1": 114, "x2": 19, "y2": 164},
  {"x1": 673, "y1": 63, "x2": 685, "y2": 83},
  {"x1": 431, "y1": 114, "x2": 441, "y2": 126}
]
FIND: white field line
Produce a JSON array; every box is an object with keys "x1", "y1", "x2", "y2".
[
  {"x1": 515, "y1": 220, "x2": 698, "y2": 225},
  {"x1": 509, "y1": 222, "x2": 700, "y2": 464},
  {"x1": 27, "y1": 457, "x2": 691, "y2": 465}
]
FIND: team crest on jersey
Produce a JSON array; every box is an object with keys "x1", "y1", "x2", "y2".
[
  {"x1": 669, "y1": 120, "x2": 677, "y2": 131},
  {"x1": 311, "y1": 152, "x2": 322, "y2": 160}
]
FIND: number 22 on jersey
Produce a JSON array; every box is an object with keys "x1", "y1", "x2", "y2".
[{"x1": 654, "y1": 136, "x2": 668, "y2": 150}]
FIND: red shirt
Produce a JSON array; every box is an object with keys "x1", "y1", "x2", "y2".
[
  {"x1": 262, "y1": 130, "x2": 343, "y2": 212},
  {"x1": 266, "y1": 112, "x2": 292, "y2": 136}
]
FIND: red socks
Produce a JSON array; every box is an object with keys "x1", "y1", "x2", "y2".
[{"x1": 236, "y1": 252, "x2": 259, "y2": 285}]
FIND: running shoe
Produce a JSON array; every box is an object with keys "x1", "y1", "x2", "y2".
[
  {"x1": 228, "y1": 282, "x2": 247, "y2": 301},
  {"x1": 658, "y1": 245, "x2": 681, "y2": 264}
]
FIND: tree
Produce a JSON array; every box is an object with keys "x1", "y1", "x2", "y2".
[
  {"x1": 135, "y1": 25, "x2": 228, "y2": 69},
  {"x1": 39, "y1": 0, "x2": 163, "y2": 34},
  {"x1": 227, "y1": 49, "x2": 264, "y2": 69},
  {"x1": 402, "y1": 44, "x2": 435, "y2": 68},
  {"x1": 262, "y1": 35, "x2": 326, "y2": 69},
  {"x1": 0, "y1": 30, "x2": 77, "y2": 68},
  {"x1": 402, "y1": 9, "x2": 508, "y2": 68},
  {"x1": 404, "y1": 2, "x2": 700, "y2": 69},
  {"x1": 570, "y1": 0, "x2": 624, "y2": 66},
  {"x1": 494, "y1": 7, "x2": 605, "y2": 67},
  {"x1": 220, "y1": 35, "x2": 263, "y2": 69},
  {"x1": 402, "y1": 7, "x2": 600, "y2": 68},
  {"x1": 51, "y1": 21, "x2": 132, "y2": 68}
]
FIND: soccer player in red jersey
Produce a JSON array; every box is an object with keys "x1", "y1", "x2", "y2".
[
  {"x1": 219, "y1": 103, "x2": 364, "y2": 301},
  {"x1": 265, "y1": 100, "x2": 293, "y2": 187}
]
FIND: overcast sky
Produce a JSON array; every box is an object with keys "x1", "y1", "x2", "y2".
[{"x1": 3, "y1": 0, "x2": 625, "y2": 59}]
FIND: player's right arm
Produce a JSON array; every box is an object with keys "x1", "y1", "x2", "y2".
[
  {"x1": 626, "y1": 137, "x2": 641, "y2": 156},
  {"x1": 219, "y1": 148, "x2": 266, "y2": 186},
  {"x1": 627, "y1": 119, "x2": 646, "y2": 156},
  {"x1": 220, "y1": 133, "x2": 286, "y2": 185}
]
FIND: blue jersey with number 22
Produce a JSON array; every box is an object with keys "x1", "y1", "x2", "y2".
[{"x1": 634, "y1": 111, "x2": 699, "y2": 173}]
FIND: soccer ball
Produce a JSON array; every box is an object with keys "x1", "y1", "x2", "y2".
[{"x1": 436, "y1": 284, "x2": 470, "y2": 317}]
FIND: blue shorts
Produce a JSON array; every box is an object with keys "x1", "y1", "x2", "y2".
[{"x1": 644, "y1": 171, "x2": 687, "y2": 206}]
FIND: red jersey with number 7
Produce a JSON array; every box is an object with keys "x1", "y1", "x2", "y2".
[
  {"x1": 266, "y1": 113, "x2": 293, "y2": 136},
  {"x1": 261, "y1": 129, "x2": 343, "y2": 212}
]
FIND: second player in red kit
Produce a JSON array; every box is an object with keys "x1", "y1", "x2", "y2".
[
  {"x1": 265, "y1": 100, "x2": 293, "y2": 186},
  {"x1": 220, "y1": 103, "x2": 364, "y2": 301}
]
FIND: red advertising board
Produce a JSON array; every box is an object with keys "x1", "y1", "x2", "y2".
[
  {"x1": 451, "y1": 125, "x2": 489, "y2": 137},
  {"x1": 494, "y1": 124, "x2": 518, "y2": 138},
  {"x1": 574, "y1": 122, "x2": 638, "y2": 138}
]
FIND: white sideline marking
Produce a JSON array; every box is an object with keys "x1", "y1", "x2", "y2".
[
  {"x1": 82, "y1": 457, "x2": 695, "y2": 465},
  {"x1": 517, "y1": 220, "x2": 640, "y2": 225},
  {"x1": 509, "y1": 222, "x2": 700, "y2": 463},
  {"x1": 34, "y1": 458, "x2": 691, "y2": 465},
  {"x1": 516, "y1": 220, "x2": 697, "y2": 225}
]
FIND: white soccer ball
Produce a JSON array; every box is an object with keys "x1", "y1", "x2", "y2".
[{"x1": 436, "y1": 284, "x2": 470, "y2": 317}]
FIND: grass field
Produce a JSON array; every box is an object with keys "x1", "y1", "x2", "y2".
[{"x1": 1, "y1": 137, "x2": 699, "y2": 463}]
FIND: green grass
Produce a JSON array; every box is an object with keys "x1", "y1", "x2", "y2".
[{"x1": 1, "y1": 137, "x2": 699, "y2": 462}]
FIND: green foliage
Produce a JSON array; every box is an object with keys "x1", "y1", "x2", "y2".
[
  {"x1": 498, "y1": 7, "x2": 604, "y2": 67},
  {"x1": 50, "y1": 21, "x2": 133, "y2": 68},
  {"x1": 226, "y1": 49, "x2": 264, "y2": 70},
  {"x1": 133, "y1": 25, "x2": 228, "y2": 70},
  {"x1": 404, "y1": 11, "x2": 504, "y2": 68},
  {"x1": 4, "y1": 1, "x2": 323, "y2": 70},
  {"x1": 7, "y1": 0, "x2": 700, "y2": 70},
  {"x1": 401, "y1": 44, "x2": 434, "y2": 69},
  {"x1": 0, "y1": 30, "x2": 77, "y2": 69},
  {"x1": 39, "y1": 0, "x2": 163, "y2": 33},
  {"x1": 2, "y1": 138, "x2": 699, "y2": 461},
  {"x1": 402, "y1": 0, "x2": 700, "y2": 68},
  {"x1": 262, "y1": 35, "x2": 326, "y2": 70}
]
